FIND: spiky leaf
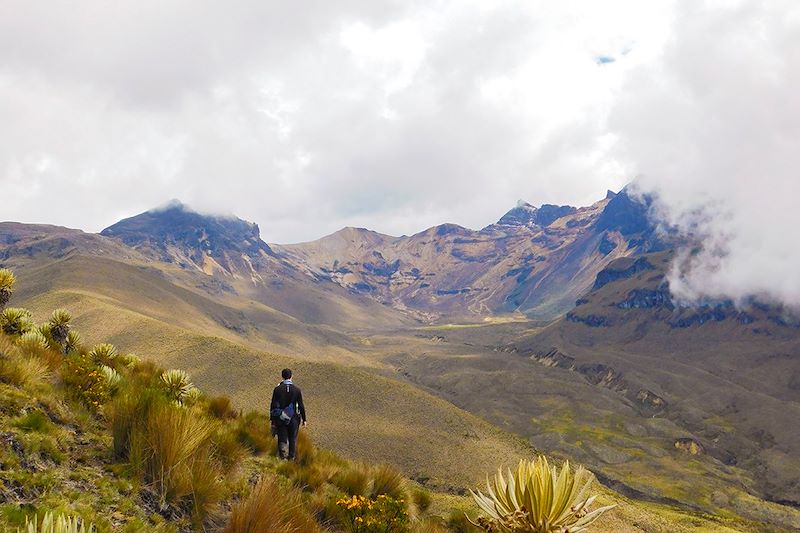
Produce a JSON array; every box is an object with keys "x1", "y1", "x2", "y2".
[
  {"x1": 48, "y1": 308, "x2": 72, "y2": 348},
  {"x1": 470, "y1": 457, "x2": 615, "y2": 533},
  {"x1": 22, "y1": 510, "x2": 95, "y2": 532},
  {"x1": 160, "y1": 369, "x2": 196, "y2": 404},
  {"x1": 100, "y1": 365, "x2": 121, "y2": 390},
  {"x1": 17, "y1": 330, "x2": 49, "y2": 353},
  {"x1": 1, "y1": 308, "x2": 33, "y2": 337},
  {"x1": 89, "y1": 343, "x2": 118, "y2": 366},
  {"x1": 64, "y1": 330, "x2": 82, "y2": 354}
]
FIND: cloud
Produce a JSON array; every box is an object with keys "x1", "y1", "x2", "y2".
[
  {"x1": 0, "y1": 0, "x2": 667, "y2": 243},
  {"x1": 611, "y1": 0, "x2": 800, "y2": 307}
]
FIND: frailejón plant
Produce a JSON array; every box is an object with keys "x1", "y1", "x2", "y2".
[
  {"x1": 0, "y1": 268, "x2": 15, "y2": 310},
  {"x1": 470, "y1": 457, "x2": 615, "y2": 533},
  {"x1": 160, "y1": 368, "x2": 196, "y2": 404},
  {"x1": 20, "y1": 510, "x2": 95, "y2": 533}
]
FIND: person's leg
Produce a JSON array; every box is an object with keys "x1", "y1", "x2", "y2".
[
  {"x1": 276, "y1": 423, "x2": 289, "y2": 459},
  {"x1": 287, "y1": 418, "x2": 300, "y2": 460}
]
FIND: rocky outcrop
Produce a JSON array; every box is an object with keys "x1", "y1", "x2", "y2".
[
  {"x1": 595, "y1": 189, "x2": 653, "y2": 236},
  {"x1": 594, "y1": 257, "x2": 655, "y2": 289},
  {"x1": 616, "y1": 287, "x2": 673, "y2": 310},
  {"x1": 496, "y1": 201, "x2": 577, "y2": 228},
  {"x1": 529, "y1": 348, "x2": 668, "y2": 416},
  {"x1": 674, "y1": 438, "x2": 705, "y2": 455},
  {"x1": 530, "y1": 348, "x2": 576, "y2": 370},
  {"x1": 566, "y1": 312, "x2": 610, "y2": 327}
]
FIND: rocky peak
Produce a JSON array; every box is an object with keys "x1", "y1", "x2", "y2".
[
  {"x1": 497, "y1": 200, "x2": 576, "y2": 228},
  {"x1": 101, "y1": 201, "x2": 274, "y2": 271},
  {"x1": 595, "y1": 188, "x2": 652, "y2": 236}
]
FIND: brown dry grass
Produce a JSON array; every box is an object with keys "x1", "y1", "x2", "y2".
[{"x1": 224, "y1": 476, "x2": 322, "y2": 533}]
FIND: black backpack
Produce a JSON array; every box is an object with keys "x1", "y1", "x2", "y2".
[{"x1": 270, "y1": 383, "x2": 297, "y2": 425}]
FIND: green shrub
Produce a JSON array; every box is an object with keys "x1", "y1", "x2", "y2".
[
  {"x1": 13, "y1": 411, "x2": 52, "y2": 433},
  {"x1": 470, "y1": 457, "x2": 615, "y2": 533},
  {"x1": 335, "y1": 494, "x2": 409, "y2": 533},
  {"x1": 62, "y1": 354, "x2": 111, "y2": 411}
]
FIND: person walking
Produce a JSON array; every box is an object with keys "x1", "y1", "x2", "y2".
[{"x1": 270, "y1": 368, "x2": 307, "y2": 460}]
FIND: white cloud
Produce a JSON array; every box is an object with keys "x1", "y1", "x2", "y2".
[
  {"x1": 611, "y1": 0, "x2": 800, "y2": 307},
  {"x1": 0, "y1": 0, "x2": 670, "y2": 243}
]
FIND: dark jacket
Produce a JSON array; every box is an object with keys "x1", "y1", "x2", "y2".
[{"x1": 270, "y1": 381, "x2": 306, "y2": 422}]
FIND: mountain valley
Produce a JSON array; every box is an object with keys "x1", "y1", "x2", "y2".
[{"x1": 2, "y1": 190, "x2": 799, "y2": 531}]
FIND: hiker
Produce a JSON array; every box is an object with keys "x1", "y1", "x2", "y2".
[{"x1": 270, "y1": 368, "x2": 307, "y2": 460}]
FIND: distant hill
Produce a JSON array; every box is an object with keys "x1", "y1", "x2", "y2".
[{"x1": 274, "y1": 189, "x2": 667, "y2": 321}]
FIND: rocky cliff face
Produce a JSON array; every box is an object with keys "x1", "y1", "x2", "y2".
[
  {"x1": 101, "y1": 201, "x2": 276, "y2": 279},
  {"x1": 274, "y1": 188, "x2": 662, "y2": 321}
]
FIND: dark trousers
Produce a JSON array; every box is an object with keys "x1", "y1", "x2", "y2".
[{"x1": 276, "y1": 417, "x2": 300, "y2": 459}]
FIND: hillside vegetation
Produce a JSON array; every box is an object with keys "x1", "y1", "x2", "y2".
[
  {"x1": 0, "y1": 266, "x2": 506, "y2": 531},
  {"x1": 0, "y1": 267, "x2": 768, "y2": 532}
]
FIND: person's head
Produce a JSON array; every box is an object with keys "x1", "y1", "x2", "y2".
[{"x1": 281, "y1": 368, "x2": 293, "y2": 380}]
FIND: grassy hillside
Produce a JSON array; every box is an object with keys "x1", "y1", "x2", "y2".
[
  {"x1": 2, "y1": 242, "x2": 796, "y2": 530},
  {"x1": 0, "y1": 288, "x2": 761, "y2": 533},
  {"x1": 10, "y1": 256, "x2": 533, "y2": 490}
]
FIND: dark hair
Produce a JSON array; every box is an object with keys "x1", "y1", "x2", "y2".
[{"x1": 281, "y1": 368, "x2": 292, "y2": 380}]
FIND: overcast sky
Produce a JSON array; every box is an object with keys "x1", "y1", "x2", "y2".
[{"x1": 1, "y1": 1, "x2": 798, "y2": 304}]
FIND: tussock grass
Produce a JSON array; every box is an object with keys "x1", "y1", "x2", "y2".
[
  {"x1": 110, "y1": 381, "x2": 234, "y2": 522},
  {"x1": 208, "y1": 395, "x2": 237, "y2": 420},
  {"x1": 296, "y1": 429, "x2": 316, "y2": 466},
  {"x1": 224, "y1": 476, "x2": 321, "y2": 533},
  {"x1": 0, "y1": 355, "x2": 50, "y2": 388},
  {"x1": 370, "y1": 463, "x2": 407, "y2": 500},
  {"x1": 110, "y1": 385, "x2": 164, "y2": 460},
  {"x1": 136, "y1": 404, "x2": 221, "y2": 508},
  {"x1": 333, "y1": 463, "x2": 371, "y2": 497},
  {"x1": 413, "y1": 489, "x2": 433, "y2": 513},
  {"x1": 211, "y1": 428, "x2": 248, "y2": 470},
  {"x1": 235, "y1": 411, "x2": 273, "y2": 454},
  {"x1": 13, "y1": 411, "x2": 53, "y2": 433}
]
